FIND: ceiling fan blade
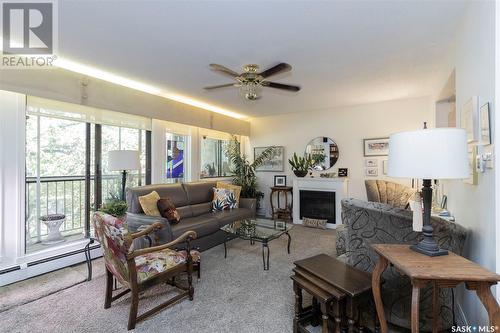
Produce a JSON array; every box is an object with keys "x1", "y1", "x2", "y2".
[
  {"x1": 262, "y1": 81, "x2": 300, "y2": 92},
  {"x1": 259, "y1": 63, "x2": 292, "y2": 78},
  {"x1": 203, "y1": 83, "x2": 237, "y2": 90},
  {"x1": 209, "y1": 64, "x2": 240, "y2": 78}
]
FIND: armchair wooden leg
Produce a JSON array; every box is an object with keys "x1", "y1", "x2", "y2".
[
  {"x1": 187, "y1": 262, "x2": 194, "y2": 301},
  {"x1": 104, "y1": 268, "x2": 113, "y2": 309},
  {"x1": 128, "y1": 288, "x2": 139, "y2": 331}
]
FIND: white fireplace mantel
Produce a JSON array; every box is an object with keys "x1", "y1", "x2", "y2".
[{"x1": 292, "y1": 177, "x2": 349, "y2": 229}]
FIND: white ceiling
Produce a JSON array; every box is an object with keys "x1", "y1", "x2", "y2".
[{"x1": 58, "y1": 0, "x2": 467, "y2": 119}]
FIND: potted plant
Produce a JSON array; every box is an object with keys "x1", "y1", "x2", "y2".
[
  {"x1": 99, "y1": 194, "x2": 128, "y2": 220},
  {"x1": 225, "y1": 137, "x2": 276, "y2": 210},
  {"x1": 289, "y1": 152, "x2": 313, "y2": 177}
]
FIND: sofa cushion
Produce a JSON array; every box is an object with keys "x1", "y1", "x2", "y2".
[
  {"x1": 171, "y1": 215, "x2": 220, "y2": 238},
  {"x1": 138, "y1": 191, "x2": 161, "y2": 216},
  {"x1": 191, "y1": 202, "x2": 212, "y2": 216},
  {"x1": 157, "y1": 198, "x2": 180, "y2": 224},
  {"x1": 212, "y1": 208, "x2": 253, "y2": 227},
  {"x1": 183, "y1": 181, "x2": 216, "y2": 205},
  {"x1": 127, "y1": 184, "x2": 189, "y2": 213},
  {"x1": 176, "y1": 206, "x2": 193, "y2": 219},
  {"x1": 212, "y1": 188, "x2": 237, "y2": 211},
  {"x1": 216, "y1": 182, "x2": 241, "y2": 206}
]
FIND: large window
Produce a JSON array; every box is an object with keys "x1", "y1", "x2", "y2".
[
  {"x1": 25, "y1": 97, "x2": 151, "y2": 254},
  {"x1": 200, "y1": 137, "x2": 233, "y2": 178}
]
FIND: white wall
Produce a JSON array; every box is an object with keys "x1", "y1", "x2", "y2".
[
  {"x1": 436, "y1": 1, "x2": 496, "y2": 325},
  {"x1": 250, "y1": 96, "x2": 432, "y2": 216}
]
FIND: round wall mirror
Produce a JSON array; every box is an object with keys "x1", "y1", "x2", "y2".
[{"x1": 305, "y1": 137, "x2": 339, "y2": 171}]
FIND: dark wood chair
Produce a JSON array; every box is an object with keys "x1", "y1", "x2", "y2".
[{"x1": 92, "y1": 212, "x2": 200, "y2": 330}]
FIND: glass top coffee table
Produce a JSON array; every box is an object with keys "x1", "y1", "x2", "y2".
[{"x1": 220, "y1": 217, "x2": 293, "y2": 270}]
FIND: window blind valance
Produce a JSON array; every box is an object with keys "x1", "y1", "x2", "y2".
[{"x1": 27, "y1": 96, "x2": 152, "y2": 131}]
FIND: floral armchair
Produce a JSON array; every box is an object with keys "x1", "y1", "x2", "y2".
[{"x1": 92, "y1": 211, "x2": 200, "y2": 330}]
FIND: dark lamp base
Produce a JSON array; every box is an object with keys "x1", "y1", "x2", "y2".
[{"x1": 410, "y1": 243, "x2": 448, "y2": 257}]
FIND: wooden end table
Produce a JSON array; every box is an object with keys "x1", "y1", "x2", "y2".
[
  {"x1": 292, "y1": 254, "x2": 378, "y2": 332},
  {"x1": 371, "y1": 244, "x2": 500, "y2": 333},
  {"x1": 270, "y1": 186, "x2": 293, "y2": 221}
]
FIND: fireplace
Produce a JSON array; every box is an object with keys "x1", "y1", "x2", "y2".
[{"x1": 299, "y1": 190, "x2": 336, "y2": 224}]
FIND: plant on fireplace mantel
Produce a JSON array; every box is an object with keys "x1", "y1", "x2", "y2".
[
  {"x1": 225, "y1": 136, "x2": 276, "y2": 209},
  {"x1": 289, "y1": 152, "x2": 313, "y2": 177}
]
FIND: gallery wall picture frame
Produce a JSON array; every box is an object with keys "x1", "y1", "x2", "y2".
[
  {"x1": 274, "y1": 175, "x2": 287, "y2": 187},
  {"x1": 365, "y1": 168, "x2": 378, "y2": 177},
  {"x1": 382, "y1": 160, "x2": 388, "y2": 175},
  {"x1": 254, "y1": 146, "x2": 284, "y2": 172},
  {"x1": 363, "y1": 138, "x2": 389, "y2": 157},
  {"x1": 479, "y1": 102, "x2": 491, "y2": 145},
  {"x1": 464, "y1": 144, "x2": 478, "y2": 185},
  {"x1": 365, "y1": 159, "x2": 378, "y2": 167},
  {"x1": 461, "y1": 96, "x2": 479, "y2": 143}
]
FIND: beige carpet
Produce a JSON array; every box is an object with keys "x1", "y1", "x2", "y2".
[{"x1": 0, "y1": 226, "x2": 341, "y2": 333}]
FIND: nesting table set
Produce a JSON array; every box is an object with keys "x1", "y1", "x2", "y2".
[{"x1": 291, "y1": 254, "x2": 379, "y2": 333}]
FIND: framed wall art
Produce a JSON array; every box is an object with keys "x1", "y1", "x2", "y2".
[
  {"x1": 254, "y1": 146, "x2": 284, "y2": 172},
  {"x1": 479, "y1": 102, "x2": 491, "y2": 145},
  {"x1": 461, "y1": 96, "x2": 479, "y2": 143},
  {"x1": 363, "y1": 138, "x2": 389, "y2": 157}
]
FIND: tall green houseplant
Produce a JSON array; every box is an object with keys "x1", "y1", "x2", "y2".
[{"x1": 225, "y1": 137, "x2": 276, "y2": 207}]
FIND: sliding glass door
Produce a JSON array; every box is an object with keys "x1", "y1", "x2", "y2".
[
  {"x1": 25, "y1": 115, "x2": 89, "y2": 253},
  {"x1": 25, "y1": 98, "x2": 151, "y2": 254}
]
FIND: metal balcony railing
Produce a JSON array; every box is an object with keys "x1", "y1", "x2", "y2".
[{"x1": 25, "y1": 174, "x2": 143, "y2": 245}]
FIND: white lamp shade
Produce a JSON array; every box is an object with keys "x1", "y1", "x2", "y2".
[
  {"x1": 388, "y1": 128, "x2": 469, "y2": 179},
  {"x1": 108, "y1": 150, "x2": 141, "y2": 171}
]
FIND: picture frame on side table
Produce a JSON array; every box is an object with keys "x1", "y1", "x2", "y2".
[
  {"x1": 365, "y1": 168, "x2": 378, "y2": 177},
  {"x1": 363, "y1": 138, "x2": 389, "y2": 156},
  {"x1": 254, "y1": 146, "x2": 284, "y2": 172},
  {"x1": 338, "y1": 168, "x2": 348, "y2": 177},
  {"x1": 274, "y1": 175, "x2": 287, "y2": 187},
  {"x1": 479, "y1": 102, "x2": 491, "y2": 145},
  {"x1": 461, "y1": 96, "x2": 479, "y2": 143}
]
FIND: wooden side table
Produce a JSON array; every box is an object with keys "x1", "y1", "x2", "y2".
[
  {"x1": 270, "y1": 186, "x2": 293, "y2": 220},
  {"x1": 292, "y1": 254, "x2": 378, "y2": 333},
  {"x1": 371, "y1": 244, "x2": 500, "y2": 333}
]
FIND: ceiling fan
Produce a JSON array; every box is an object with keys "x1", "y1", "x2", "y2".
[{"x1": 204, "y1": 63, "x2": 300, "y2": 100}]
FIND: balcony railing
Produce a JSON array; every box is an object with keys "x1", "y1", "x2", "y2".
[{"x1": 25, "y1": 174, "x2": 143, "y2": 247}]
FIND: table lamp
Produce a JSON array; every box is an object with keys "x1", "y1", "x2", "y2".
[
  {"x1": 108, "y1": 150, "x2": 141, "y2": 200},
  {"x1": 388, "y1": 126, "x2": 468, "y2": 256}
]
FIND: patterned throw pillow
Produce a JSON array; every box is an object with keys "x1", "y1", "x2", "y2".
[
  {"x1": 138, "y1": 191, "x2": 161, "y2": 216},
  {"x1": 212, "y1": 188, "x2": 237, "y2": 211},
  {"x1": 303, "y1": 217, "x2": 328, "y2": 230},
  {"x1": 216, "y1": 182, "x2": 241, "y2": 207},
  {"x1": 157, "y1": 198, "x2": 180, "y2": 224}
]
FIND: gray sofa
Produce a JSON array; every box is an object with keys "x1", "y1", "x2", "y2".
[
  {"x1": 126, "y1": 181, "x2": 256, "y2": 251},
  {"x1": 337, "y1": 198, "x2": 467, "y2": 332}
]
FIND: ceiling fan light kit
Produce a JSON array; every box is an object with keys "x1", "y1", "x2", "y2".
[{"x1": 204, "y1": 63, "x2": 300, "y2": 100}]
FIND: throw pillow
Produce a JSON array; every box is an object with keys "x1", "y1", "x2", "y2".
[
  {"x1": 302, "y1": 217, "x2": 327, "y2": 230},
  {"x1": 157, "y1": 198, "x2": 181, "y2": 224},
  {"x1": 216, "y1": 182, "x2": 241, "y2": 207},
  {"x1": 138, "y1": 191, "x2": 161, "y2": 216},
  {"x1": 212, "y1": 188, "x2": 237, "y2": 211}
]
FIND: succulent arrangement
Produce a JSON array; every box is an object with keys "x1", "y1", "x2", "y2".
[{"x1": 288, "y1": 153, "x2": 313, "y2": 177}]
